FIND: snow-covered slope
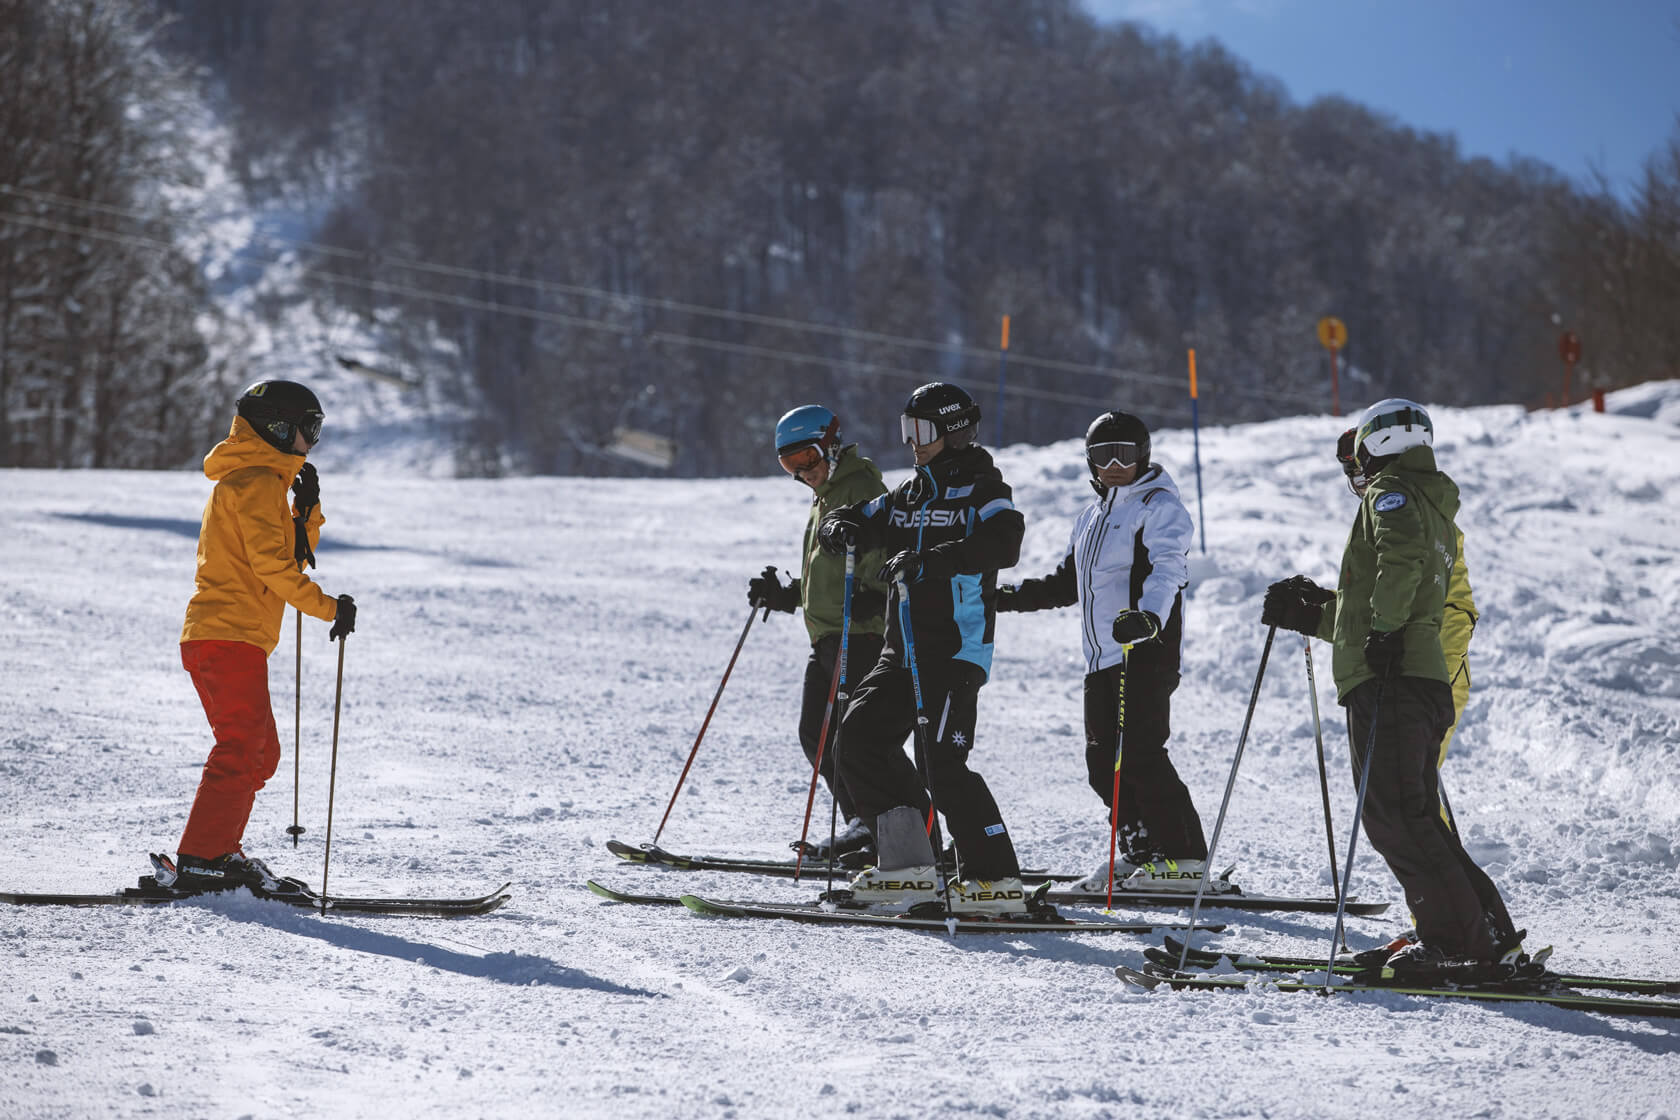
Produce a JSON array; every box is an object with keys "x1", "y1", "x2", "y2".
[{"x1": 1, "y1": 385, "x2": 1677, "y2": 1117}]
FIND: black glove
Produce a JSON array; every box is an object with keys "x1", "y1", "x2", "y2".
[
  {"x1": 849, "y1": 587, "x2": 887, "y2": 621},
  {"x1": 291, "y1": 462, "x2": 320, "y2": 518},
  {"x1": 1111, "y1": 609, "x2": 1161, "y2": 645},
  {"x1": 816, "y1": 515, "x2": 859, "y2": 556},
  {"x1": 747, "y1": 568, "x2": 799, "y2": 614},
  {"x1": 995, "y1": 585, "x2": 1020, "y2": 613},
  {"x1": 1364, "y1": 628, "x2": 1404, "y2": 678},
  {"x1": 293, "y1": 518, "x2": 316, "y2": 569},
  {"x1": 1262, "y1": 575, "x2": 1333, "y2": 634},
  {"x1": 328, "y1": 594, "x2": 356, "y2": 641},
  {"x1": 878, "y1": 550, "x2": 924, "y2": 585}
]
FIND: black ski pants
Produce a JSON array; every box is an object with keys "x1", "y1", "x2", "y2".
[
  {"x1": 1083, "y1": 654, "x2": 1207, "y2": 861},
  {"x1": 798, "y1": 631, "x2": 884, "y2": 823},
  {"x1": 1346, "y1": 676, "x2": 1516, "y2": 961},
  {"x1": 836, "y1": 654, "x2": 1021, "y2": 881}
]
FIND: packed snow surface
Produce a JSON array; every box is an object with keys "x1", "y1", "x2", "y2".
[{"x1": 2, "y1": 386, "x2": 1679, "y2": 1118}]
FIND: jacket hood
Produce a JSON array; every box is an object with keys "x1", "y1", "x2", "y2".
[
  {"x1": 814, "y1": 443, "x2": 880, "y2": 498},
  {"x1": 1382, "y1": 445, "x2": 1459, "y2": 522},
  {"x1": 1107, "y1": 463, "x2": 1181, "y2": 503},
  {"x1": 203, "y1": 416, "x2": 308, "y2": 483}
]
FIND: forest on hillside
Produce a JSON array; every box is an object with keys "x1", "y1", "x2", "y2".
[{"x1": 4, "y1": 0, "x2": 1676, "y2": 472}]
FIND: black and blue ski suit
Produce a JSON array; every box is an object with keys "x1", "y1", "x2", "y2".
[{"x1": 819, "y1": 444, "x2": 1025, "y2": 880}]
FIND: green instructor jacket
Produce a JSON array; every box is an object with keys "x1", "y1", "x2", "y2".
[
  {"x1": 1315, "y1": 445, "x2": 1458, "y2": 701},
  {"x1": 798, "y1": 445, "x2": 890, "y2": 643}
]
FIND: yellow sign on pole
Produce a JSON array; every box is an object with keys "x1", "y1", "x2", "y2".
[{"x1": 1316, "y1": 316, "x2": 1347, "y2": 351}]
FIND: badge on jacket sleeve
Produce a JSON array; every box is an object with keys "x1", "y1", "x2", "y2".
[{"x1": 1373, "y1": 491, "x2": 1408, "y2": 513}]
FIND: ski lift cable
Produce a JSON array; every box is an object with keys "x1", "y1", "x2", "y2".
[
  {"x1": 0, "y1": 203, "x2": 1287, "y2": 415},
  {"x1": 4, "y1": 182, "x2": 1320, "y2": 403}
]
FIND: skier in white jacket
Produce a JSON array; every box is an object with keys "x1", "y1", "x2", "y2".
[{"x1": 999, "y1": 411, "x2": 1226, "y2": 895}]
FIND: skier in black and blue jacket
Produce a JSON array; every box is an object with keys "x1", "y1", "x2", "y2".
[{"x1": 816, "y1": 382, "x2": 1027, "y2": 916}]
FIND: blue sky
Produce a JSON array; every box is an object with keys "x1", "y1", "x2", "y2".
[{"x1": 1084, "y1": 0, "x2": 1680, "y2": 198}]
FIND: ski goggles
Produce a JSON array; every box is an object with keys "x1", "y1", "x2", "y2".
[
  {"x1": 1086, "y1": 441, "x2": 1143, "y2": 469},
  {"x1": 901, "y1": 415, "x2": 942, "y2": 447},
  {"x1": 298, "y1": 411, "x2": 324, "y2": 446},
  {"x1": 778, "y1": 443, "x2": 825, "y2": 476},
  {"x1": 1336, "y1": 428, "x2": 1368, "y2": 492}
]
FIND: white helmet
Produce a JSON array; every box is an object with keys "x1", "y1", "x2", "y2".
[{"x1": 1354, "y1": 398, "x2": 1433, "y2": 463}]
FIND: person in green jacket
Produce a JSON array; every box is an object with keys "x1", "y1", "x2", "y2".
[
  {"x1": 749, "y1": 406, "x2": 890, "y2": 860},
  {"x1": 1337, "y1": 426, "x2": 1478, "y2": 830},
  {"x1": 1262, "y1": 399, "x2": 1523, "y2": 981}
]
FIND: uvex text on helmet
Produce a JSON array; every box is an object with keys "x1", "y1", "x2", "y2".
[
  {"x1": 900, "y1": 382, "x2": 980, "y2": 447},
  {"x1": 237, "y1": 380, "x2": 324, "y2": 455}
]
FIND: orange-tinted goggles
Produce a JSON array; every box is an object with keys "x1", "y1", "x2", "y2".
[{"x1": 778, "y1": 444, "x2": 825, "y2": 475}]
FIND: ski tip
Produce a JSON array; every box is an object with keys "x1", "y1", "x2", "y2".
[
  {"x1": 1115, "y1": 965, "x2": 1167, "y2": 991},
  {"x1": 605, "y1": 840, "x2": 652, "y2": 862}
]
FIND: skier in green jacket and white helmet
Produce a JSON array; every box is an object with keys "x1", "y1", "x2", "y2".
[
  {"x1": 748, "y1": 405, "x2": 890, "y2": 862},
  {"x1": 1261, "y1": 399, "x2": 1527, "y2": 983}
]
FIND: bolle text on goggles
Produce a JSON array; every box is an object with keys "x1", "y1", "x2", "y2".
[
  {"x1": 778, "y1": 443, "x2": 825, "y2": 476},
  {"x1": 1086, "y1": 441, "x2": 1142, "y2": 469},
  {"x1": 901, "y1": 415, "x2": 942, "y2": 447}
]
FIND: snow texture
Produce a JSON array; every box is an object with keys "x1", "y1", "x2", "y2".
[{"x1": 2, "y1": 385, "x2": 1678, "y2": 1117}]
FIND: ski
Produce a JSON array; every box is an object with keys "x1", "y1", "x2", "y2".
[
  {"x1": 675, "y1": 893, "x2": 1227, "y2": 935},
  {"x1": 1114, "y1": 963, "x2": 1680, "y2": 1020},
  {"x1": 1153, "y1": 935, "x2": 1680, "y2": 996},
  {"x1": 586, "y1": 879, "x2": 687, "y2": 906},
  {"x1": 606, "y1": 841, "x2": 1383, "y2": 916},
  {"x1": 1044, "y1": 887, "x2": 1388, "y2": 916},
  {"x1": 606, "y1": 839, "x2": 1076, "y2": 885},
  {"x1": 0, "y1": 879, "x2": 512, "y2": 919}
]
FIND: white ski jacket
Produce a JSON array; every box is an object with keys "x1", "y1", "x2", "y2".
[{"x1": 1009, "y1": 465, "x2": 1193, "y2": 673}]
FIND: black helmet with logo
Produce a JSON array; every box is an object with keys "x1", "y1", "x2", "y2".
[
  {"x1": 237, "y1": 380, "x2": 324, "y2": 456},
  {"x1": 900, "y1": 382, "x2": 980, "y2": 449},
  {"x1": 1085, "y1": 410, "x2": 1150, "y2": 492}
]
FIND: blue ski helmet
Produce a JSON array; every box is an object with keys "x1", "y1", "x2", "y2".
[{"x1": 775, "y1": 405, "x2": 839, "y2": 456}]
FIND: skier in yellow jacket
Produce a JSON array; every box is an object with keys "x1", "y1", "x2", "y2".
[{"x1": 164, "y1": 380, "x2": 356, "y2": 893}]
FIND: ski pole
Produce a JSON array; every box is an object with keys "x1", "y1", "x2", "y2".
[
  {"x1": 1103, "y1": 644, "x2": 1133, "y2": 910},
  {"x1": 288, "y1": 604, "x2": 306, "y2": 847},
  {"x1": 288, "y1": 504, "x2": 316, "y2": 849},
  {"x1": 319, "y1": 632, "x2": 348, "y2": 917},
  {"x1": 795, "y1": 546, "x2": 853, "y2": 883},
  {"x1": 896, "y1": 575, "x2": 955, "y2": 929},
  {"x1": 1437, "y1": 775, "x2": 1459, "y2": 835},
  {"x1": 1177, "y1": 624, "x2": 1275, "y2": 971},
  {"x1": 1303, "y1": 638, "x2": 1340, "y2": 901},
  {"x1": 1324, "y1": 684, "x2": 1385, "y2": 990},
  {"x1": 653, "y1": 576, "x2": 772, "y2": 844}
]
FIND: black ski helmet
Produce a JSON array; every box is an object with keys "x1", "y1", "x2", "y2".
[
  {"x1": 901, "y1": 382, "x2": 980, "y2": 448},
  {"x1": 1086, "y1": 411, "x2": 1150, "y2": 472},
  {"x1": 237, "y1": 380, "x2": 324, "y2": 455}
]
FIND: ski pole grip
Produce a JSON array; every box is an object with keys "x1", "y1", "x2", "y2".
[{"x1": 760, "y1": 564, "x2": 777, "y2": 620}]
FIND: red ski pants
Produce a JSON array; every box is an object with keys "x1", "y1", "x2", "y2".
[{"x1": 178, "y1": 640, "x2": 281, "y2": 859}]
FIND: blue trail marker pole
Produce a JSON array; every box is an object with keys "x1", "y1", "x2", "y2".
[
  {"x1": 1188, "y1": 349, "x2": 1207, "y2": 554},
  {"x1": 992, "y1": 316, "x2": 1010, "y2": 445}
]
